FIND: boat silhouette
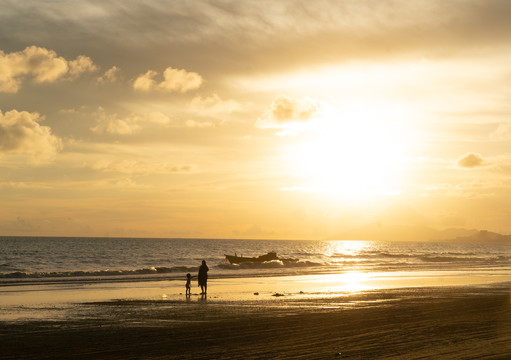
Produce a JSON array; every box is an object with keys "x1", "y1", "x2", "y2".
[{"x1": 224, "y1": 251, "x2": 298, "y2": 264}]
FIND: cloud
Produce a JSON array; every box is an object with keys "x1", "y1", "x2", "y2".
[
  {"x1": 256, "y1": 95, "x2": 322, "y2": 135},
  {"x1": 97, "y1": 66, "x2": 120, "y2": 83},
  {"x1": 490, "y1": 123, "x2": 511, "y2": 141},
  {"x1": 160, "y1": 67, "x2": 203, "y2": 92},
  {"x1": 425, "y1": 180, "x2": 499, "y2": 199},
  {"x1": 0, "y1": 109, "x2": 62, "y2": 162},
  {"x1": 0, "y1": 46, "x2": 97, "y2": 92},
  {"x1": 189, "y1": 94, "x2": 242, "y2": 114},
  {"x1": 92, "y1": 159, "x2": 194, "y2": 174},
  {"x1": 133, "y1": 70, "x2": 157, "y2": 91},
  {"x1": 456, "y1": 152, "x2": 487, "y2": 168},
  {"x1": 452, "y1": 153, "x2": 511, "y2": 172},
  {"x1": 68, "y1": 55, "x2": 97, "y2": 77},
  {"x1": 90, "y1": 107, "x2": 172, "y2": 135},
  {"x1": 4, "y1": 1, "x2": 511, "y2": 78},
  {"x1": 111, "y1": 178, "x2": 148, "y2": 189},
  {"x1": 133, "y1": 67, "x2": 203, "y2": 93},
  {"x1": 265, "y1": 96, "x2": 322, "y2": 123},
  {"x1": 185, "y1": 119, "x2": 215, "y2": 128},
  {"x1": 146, "y1": 111, "x2": 173, "y2": 125},
  {"x1": 91, "y1": 108, "x2": 142, "y2": 135}
]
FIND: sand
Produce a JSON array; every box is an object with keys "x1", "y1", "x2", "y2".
[{"x1": 1, "y1": 283, "x2": 510, "y2": 359}]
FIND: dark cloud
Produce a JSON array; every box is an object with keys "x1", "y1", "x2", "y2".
[{"x1": 2, "y1": 0, "x2": 511, "y2": 78}]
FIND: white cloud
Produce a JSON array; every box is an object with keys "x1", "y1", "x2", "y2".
[
  {"x1": 111, "y1": 177, "x2": 148, "y2": 189},
  {"x1": 90, "y1": 107, "x2": 171, "y2": 135},
  {"x1": 425, "y1": 180, "x2": 500, "y2": 199},
  {"x1": 0, "y1": 46, "x2": 97, "y2": 92},
  {"x1": 490, "y1": 123, "x2": 511, "y2": 141},
  {"x1": 185, "y1": 119, "x2": 215, "y2": 128},
  {"x1": 256, "y1": 95, "x2": 323, "y2": 135},
  {"x1": 92, "y1": 159, "x2": 194, "y2": 174},
  {"x1": 133, "y1": 70, "x2": 157, "y2": 91},
  {"x1": 97, "y1": 66, "x2": 120, "y2": 83},
  {"x1": 133, "y1": 67, "x2": 203, "y2": 93},
  {"x1": 146, "y1": 111, "x2": 172, "y2": 125},
  {"x1": 91, "y1": 107, "x2": 141, "y2": 135},
  {"x1": 68, "y1": 55, "x2": 98, "y2": 78},
  {"x1": 189, "y1": 94, "x2": 242, "y2": 114},
  {"x1": 0, "y1": 109, "x2": 62, "y2": 162},
  {"x1": 159, "y1": 67, "x2": 202, "y2": 92}
]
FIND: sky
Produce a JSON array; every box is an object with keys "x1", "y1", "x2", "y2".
[{"x1": 1, "y1": 0, "x2": 511, "y2": 239}]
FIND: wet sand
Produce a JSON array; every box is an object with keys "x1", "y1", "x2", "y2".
[{"x1": 2, "y1": 283, "x2": 510, "y2": 359}]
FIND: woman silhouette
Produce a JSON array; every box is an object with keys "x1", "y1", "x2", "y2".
[{"x1": 198, "y1": 260, "x2": 209, "y2": 295}]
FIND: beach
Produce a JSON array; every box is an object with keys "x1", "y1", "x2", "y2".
[
  {"x1": 2, "y1": 278, "x2": 510, "y2": 360},
  {"x1": 2, "y1": 238, "x2": 510, "y2": 359}
]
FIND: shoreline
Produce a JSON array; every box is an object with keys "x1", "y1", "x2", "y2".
[
  {"x1": 2, "y1": 269, "x2": 510, "y2": 310},
  {"x1": 1, "y1": 282, "x2": 510, "y2": 359}
]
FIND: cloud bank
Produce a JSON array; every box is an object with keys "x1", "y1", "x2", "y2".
[{"x1": 4, "y1": 1, "x2": 511, "y2": 75}]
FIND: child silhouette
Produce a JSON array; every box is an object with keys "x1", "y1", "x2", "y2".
[{"x1": 185, "y1": 273, "x2": 195, "y2": 296}]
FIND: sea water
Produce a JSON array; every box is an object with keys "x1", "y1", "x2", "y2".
[{"x1": 1, "y1": 236, "x2": 510, "y2": 286}]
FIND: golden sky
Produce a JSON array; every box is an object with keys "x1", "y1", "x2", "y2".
[{"x1": 1, "y1": 0, "x2": 511, "y2": 239}]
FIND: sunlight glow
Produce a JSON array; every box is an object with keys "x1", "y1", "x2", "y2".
[
  {"x1": 326, "y1": 240, "x2": 372, "y2": 257},
  {"x1": 284, "y1": 102, "x2": 411, "y2": 202},
  {"x1": 341, "y1": 272, "x2": 372, "y2": 292},
  {"x1": 320, "y1": 272, "x2": 373, "y2": 293}
]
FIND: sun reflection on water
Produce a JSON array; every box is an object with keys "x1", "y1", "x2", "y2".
[
  {"x1": 324, "y1": 240, "x2": 373, "y2": 267},
  {"x1": 326, "y1": 272, "x2": 372, "y2": 292},
  {"x1": 306, "y1": 271, "x2": 374, "y2": 293},
  {"x1": 326, "y1": 240, "x2": 372, "y2": 256}
]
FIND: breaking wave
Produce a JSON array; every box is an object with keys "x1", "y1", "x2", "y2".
[
  {"x1": 418, "y1": 255, "x2": 511, "y2": 263},
  {"x1": 0, "y1": 266, "x2": 200, "y2": 279},
  {"x1": 217, "y1": 260, "x2": 322, "y2": 270}
]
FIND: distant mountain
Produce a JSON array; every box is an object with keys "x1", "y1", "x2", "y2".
[
  {"x1": 449, "y1": 230, "x2": 511, "y2": 243},
  {"x1": 326, "y1": 223, "x2": 485, "y2": 242},
  {"x1": 432, "y1": 228, "x2": 479, "y2": 241}
]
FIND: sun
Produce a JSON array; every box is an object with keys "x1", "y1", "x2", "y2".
[{"x1": 284, "y1": 102, "x2": 409, "y2": 202}]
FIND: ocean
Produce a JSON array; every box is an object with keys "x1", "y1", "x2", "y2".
[{"x1": 1, "y1": 236, "x2": 510, "y2": 286}]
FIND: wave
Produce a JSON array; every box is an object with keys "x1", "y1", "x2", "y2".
[
  {"x1": 0, "y1": 263, "x2": 26, "y2": 272},
  {"x1": 327, "y1": 251, "x2": 511, "y2": 263},
  {"x1": 419, "y1": 255, "x2": 511, "y2": 263},
  {"x1": 2, "y1": 253, "x2": 508, "y2": 281},
  {"x1": 0, "y1": 265, "x2": 200, "y2": 279},
  {"x1": 329, "y1": 252, "x2": 417, "y2": 259},
  {"x1": 217, "y1": 260, "x2": 322, "y2": 270}
]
